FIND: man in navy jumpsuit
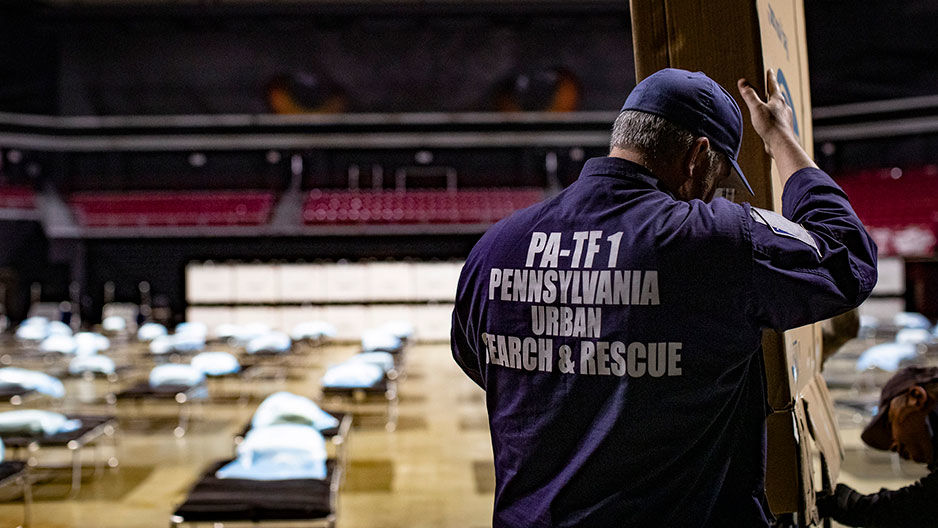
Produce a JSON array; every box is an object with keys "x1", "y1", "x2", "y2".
[{"x1": 451, "y1": 69, "x2": 877, "y2": 527}]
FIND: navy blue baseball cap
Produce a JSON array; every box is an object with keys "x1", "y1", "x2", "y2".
[
  {"x1": 861, "y1": 366, "x2": 938, "y2": 451},
  {"x1": 621, "y1": 68, "x2": 753, "y2": 195}
]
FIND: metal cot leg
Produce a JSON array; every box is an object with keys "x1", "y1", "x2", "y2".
[
  {"x1": 68, "y1": 440, "x2": 82, "y2": 497},
  {"x1": 19, "y1": 470, "x2": 32, "y2": 528}
]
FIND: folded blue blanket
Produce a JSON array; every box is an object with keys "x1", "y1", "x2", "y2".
[
  {"x1": 15, "y1": 320, "x2": 48, "y2": 341},
  {"x1": 0, "y1": 367, "x2": 66, "y2": 398},
  {"x1": 175, "y1": 322, "x2": 208, "y2": 338},
  {"x1": 137, "y1": 322, "x2": 168, "y2": 342},
  {"x1": 192, "y1": 351, "x2": 241, "y2": 376},
  {"x1": 290, "y1": 321, "x2": 337, "y2": 341},
  {"x1": 74, "y1": 332, "x2": 110, "y2": 354},
  {"x1": 856, "y1": 342, "x2": 918, "y2": 372},
  {"x1": 69, "y1": 354, "x2": 116, "y2": 376},
  {"x1": 149, "y1": 364, "x2": 205, "y2": 387},
  {"x1": 360, "y1": 329, "x2": 402, "y2": 352},
  {"x1": 171, "y1": 333, "x2": 206, "y2": 353},
  {"x1": 894, "y1": 311, "x2": 931, "y2": 329},
  {"x1": 0, "y1": 410, "x2": 81, "y2": 436},
  {"x1": 347, "y1": 352, "x2": 395, "y2": 373},
  {"x1": 895, "y1": 328, "x2": 931, "y2": 344},
  {"x1": 46, "y1": 321, "x2": 72, "y2": 337},
  {"x1": 40, "y1": 335, "x2": 77, "y2": 355},
  {"x1": 321, "y1": 361, "x2": 383, "y2": 388},
  {"x1": 238, "y1": 423, "x2": 328, "y2": 462},
  {"x1": 246, "y1": 332, "x2": 292, "y2": 354},
  {"x1": 15, "y1": 317, "x2": 72, "y2": 340},
  {"x1": 224, "y1": 323, "x2": 272, "y2": 346},
  {"x1": 216, "y1": 451, "x2": 327, "y2": 481},
  {"x1": 102, "y1": 316, "x2": 127, "y2": 332}
]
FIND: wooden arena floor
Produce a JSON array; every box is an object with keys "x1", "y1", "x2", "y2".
[
  {"x1": 0, "y1": 336, "x2": 926, "y2": 528},
  {"x1": 0, "y1": 341, "x2": 494, "y2": 528}
]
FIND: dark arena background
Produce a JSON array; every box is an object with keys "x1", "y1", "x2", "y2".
[{"x1": 0, "y1": 1, "x2": 937, "y2": 527}]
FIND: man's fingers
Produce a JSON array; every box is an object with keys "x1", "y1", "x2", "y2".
[
  {"x1": 765, "y1": 69, "x2": 780, "y2": 101},
  {"x1": 737, "y1": 78, "x2": 764, "y2": 109}
]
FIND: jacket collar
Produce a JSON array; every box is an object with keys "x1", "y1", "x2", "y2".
[{"x1": 579, "y1": 156, "x2": 670, "y2": 194}]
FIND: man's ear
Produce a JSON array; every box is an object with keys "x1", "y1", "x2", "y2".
[
  {"x1": 684, "y1": 137, "x2": 710, "y2": 178},
  {"x1": 907, "y1": 386, "x2": 930, "y2": 410}
]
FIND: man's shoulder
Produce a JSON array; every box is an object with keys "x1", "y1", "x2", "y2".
[{"x1": 656, "y1": 196, "x2": 750, "y2": 245}]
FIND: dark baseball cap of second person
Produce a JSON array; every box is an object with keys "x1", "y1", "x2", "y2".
[
  {"x1": 620, "y1": 68, "x2": 754, "y2": 196},
  {"x1": 861, "y1": 365, "x2": 938, "y2": 450}
]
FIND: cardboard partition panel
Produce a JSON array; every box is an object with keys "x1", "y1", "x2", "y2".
[
  {"x1": 763, "y1": 381, "x2": 840, "y2": 525},
  {"x1": 630, "y1": 0, "x2": 838, "y2": 519},
  {"x1": 802, "y1": 372, "x2": 844, "y2": 484},
  {"x1": 765, "y1": 407, "x2": 813, "y2": 523},
  {"x1": 762, "y1": 323, "x2": 820, "y2": 410},
  {"x1": 765, "y1": 374, "x2": 840, "y2": 526}
]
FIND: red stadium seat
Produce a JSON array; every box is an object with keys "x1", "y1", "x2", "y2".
[
  {"x1": 835, "y1": 165, "x2": 938, "y2": 256},
  {"x1": 0, "y1": 186, "x2": 36, "y2": 209},
  {"x1": 302, "y1": 188, "x2": 544, "y2": 226},
  {"x1": 69, "y1": 191, "x2": 275, "y2": 227}
]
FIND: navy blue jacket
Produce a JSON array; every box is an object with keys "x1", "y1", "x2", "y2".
[{"x1": 451, "y1": 157, "x2": 877, "y2": 527}]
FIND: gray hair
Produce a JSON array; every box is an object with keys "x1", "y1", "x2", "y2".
[{"x1": 610, "y1": 110, "x2": 726, "y2": 175}]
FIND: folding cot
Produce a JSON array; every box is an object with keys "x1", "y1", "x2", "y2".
[
  {"x1": 1, "y1": 414, "x2": 118, "y2": 496},
  {"x1": 359, "y1": 325, "x2": 411, "y2": 380},
  {"x1": 188, "y1": 351, "x2": 252, "y2": 402},
  {"x1": 320, "y1": 372, "x2": 399, "y2": 432},
  {"x1": 116, "y1": 381, "x2": 206, "y2": 438},
  {"x1": 59, "y1": 369, "x2": 121, "y2": 410},
  {"x1": 170, "y1": 459, "x2": 341, "y2": 528},
  {"x1": 171, "y1": 396, "x2": 349, "y2": 528}
]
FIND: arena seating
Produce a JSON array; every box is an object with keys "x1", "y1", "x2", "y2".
[
  {"x1": 835, "y1": 165, "x2": 938, "y2": 255},
  {"x1": 69, "y1": 191, "x2": 275, "y2": 227},
  {"x1": 0, "y1": 186, "x2": 36, "y2": 209},
  {"x1": 302, "y1": 188, "x2": 544, "y2": 225}
]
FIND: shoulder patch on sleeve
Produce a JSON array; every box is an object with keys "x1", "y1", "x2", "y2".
[{"x1": 750, "y1": 207, "x2": 821, "y2": 257}]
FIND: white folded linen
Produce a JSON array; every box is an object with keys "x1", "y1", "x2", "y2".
[
  {"x1": 68, "y1": 355, "x2": 116, "y2": 376},
  {"x1": 0, "y1": 410, "x2": 81, "y2": 436},
  {"x1": 137, "y1": 322, "x2": 168, "y2": 342},
  {"x1": 191, "y1": 351, "x2": 240, "y2": 376},
  {"x1": 251, "y1": 391, "x2": 338, "y2": 430},
  {"x1": 321, "y1": 361, "x2": 384, "y2": 388},
  {"x1": 246, "y1": 331, "x2": 291, "y2": 354},
  {"x1": 360, "y1": 329, "x2": 402, "y2": 352},
  {"x1": 149, "y1": 364, "x2": 205, "y2": 387},
  {"x1": 346, "y1": 351, "x2": 395, "y2": 373},
  {"x1": 0, "y1": 367, "x2": 65, "y2": 398}
]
